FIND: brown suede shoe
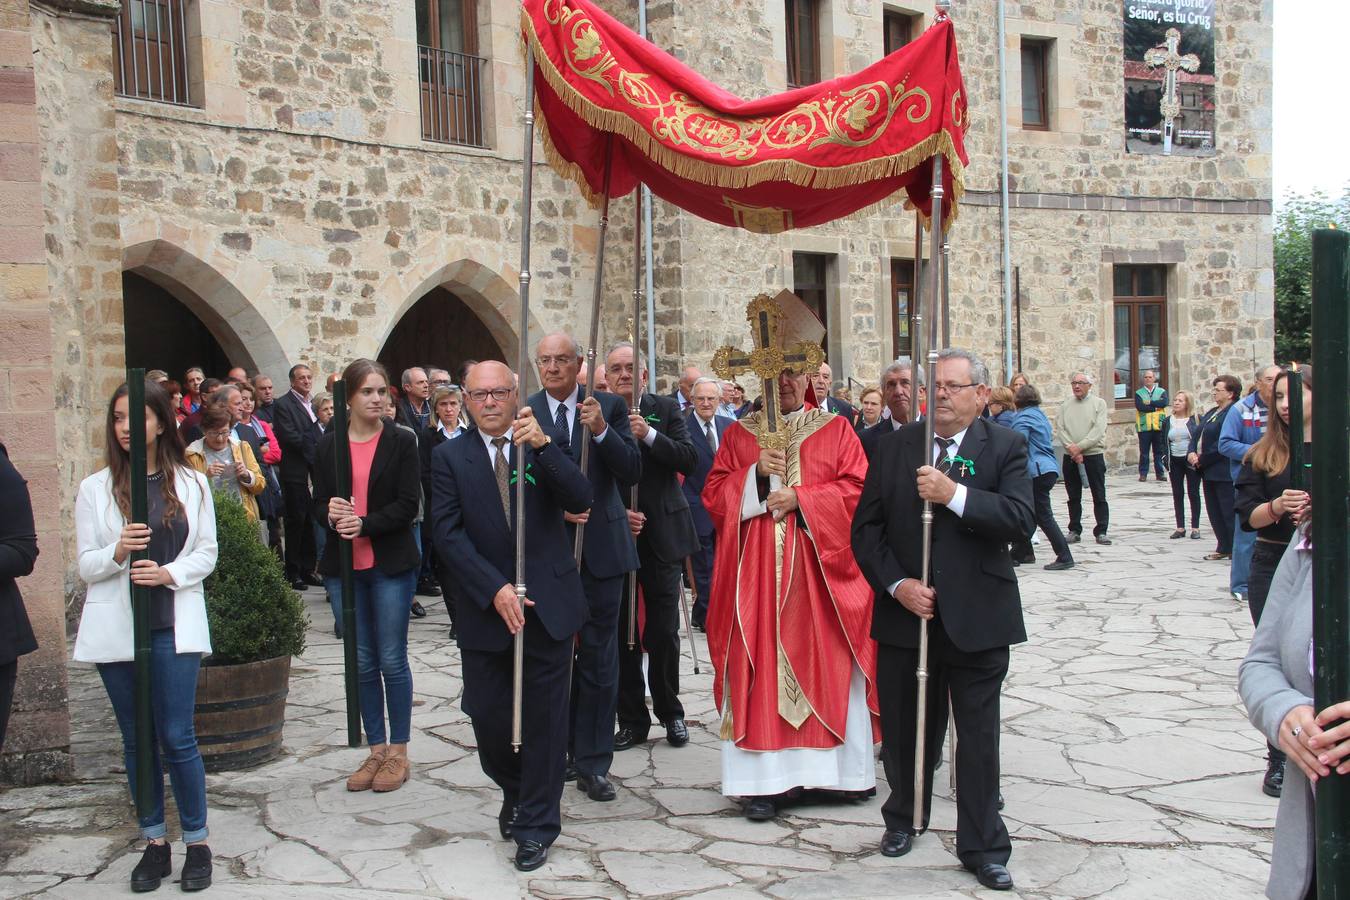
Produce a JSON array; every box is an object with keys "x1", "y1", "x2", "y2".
[
  {"x1": 372, "y1": 752, "x2": 410, "y2": 792},
  {"x1": 346, "y1": 748, "x2": 387, "y2": 792}
]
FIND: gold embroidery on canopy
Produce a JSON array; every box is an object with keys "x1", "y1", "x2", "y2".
[{"x1": 723, "y1": 199, "x2": 794, "y2": 234}]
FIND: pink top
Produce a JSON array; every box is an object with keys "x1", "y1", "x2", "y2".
[{"x1": 350, "y1": 431, "x2": 381, "y2": 571}]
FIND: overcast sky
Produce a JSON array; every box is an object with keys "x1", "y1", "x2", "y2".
[{"x1": 1273, "y1": 2, "x2": 1348, "y2": 202}]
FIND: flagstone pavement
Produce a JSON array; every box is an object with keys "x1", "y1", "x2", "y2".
[{"x1": 1, "y1": 473, "x2": 1279, "y2": 898}]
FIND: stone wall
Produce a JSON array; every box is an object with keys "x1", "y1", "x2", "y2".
[{"x1": 0, "y1": 0, "x2": 72, "y2": 783}]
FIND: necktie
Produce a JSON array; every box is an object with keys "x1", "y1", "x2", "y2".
[
  {"x1": 492, "y1": 437, "x2": 511, "y2": 521},
  {"x1": 705, "y1": 420, "x2": 717, "y2": 452},
  {"x1": 554, "y1": 402, "x2": 571, "y2": 451},
  {"x1": 934, "y1": 436, "x2": 956, "y2": 474}
]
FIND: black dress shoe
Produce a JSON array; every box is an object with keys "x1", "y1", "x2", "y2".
[
  {"x1": 665, "y1": 719, "x2": 689, "y2": 747},
  {"x1": 180, "y1": 844, "x2": 213, "y2": 892},
  {"x1": 563, "y1": 759, "x2": 578, "y2": 782},
  {"x1": 447, "y1": 624, "x2": 457, "y2": 641},
  {"x1": 613, "y1": 727, "x2": 649, "y2": 751},
  {"x1": 498, "y1": 797, "x2": 519, "y2": 840},
  {"x1": 1044, "y1": 559, "x2": 1075, "y2": 571},
  {"x1": 416, "y1": 579, "x2": 442, "y2": 597},
  {"x1": 1095, "y1": 534, "x2": 1112, "y2": 545},
  {"x1": 743, "y1": 796, "x2": 776, "y2": 821},
  {"x1": 1262, "y1": 755, "x2": 1285, "y2": 798},
  {"x1": 291, "y1": 578, "x2": 309, "y2": 591},
  {"x1": 305, "y1": 572, "x2": 325, "y2": 587},
  {"x1": 879, "y1": 829, "x2": 912, "y2": 858},
  {"x1": 576, "y1": 773, "x2": 616, "y2": 801},
  {"x1": 1066, "y1": 532, "x2": 1081, "y2": 544},
  {"x1": 969, "y1": 862, "x2": 1014, "y2": 891},
  {"x1": 410, "y1": 600, "x2": 427, "y2": 618},
  {"x1": 514, "y1": 840, "x2": 548, "y2": 872},
  {"x1": 130, "y1": 841, "x2": 171, "y2": 892},
  {"x1": 998, "y1": 792, "x2": 1006, "y2": 810}
]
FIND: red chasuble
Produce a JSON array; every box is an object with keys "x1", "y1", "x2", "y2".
[{"x1": 703, "y1": 410, "x2": 879, "y2": 752}]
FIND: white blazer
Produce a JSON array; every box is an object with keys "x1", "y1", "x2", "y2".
[{"x1": 73, "y1": 466, "x2": 218, "y2": 663}]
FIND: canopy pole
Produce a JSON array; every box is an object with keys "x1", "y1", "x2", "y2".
[
  {"x1": 127, "y1": 370, "x2": 154, "y2": 820},
  {"x1": 512, "y1": 50, "x2": 540, "y2": 753},
  {"x1": 333, "y1": 382, "x2": 360, "y2": 747},
  {"x1": 910, "y1": 212, "x2": 923, "y2": 423},
  {"x1": 1311, "y1": 228, "x2": 1349, "y2": 900},
  {"x1": 627, "y1": 197, "x2": 641, "y2": 651},
  {"x1": 637, "y1": 0, "x2": 657, "y2": 379}
]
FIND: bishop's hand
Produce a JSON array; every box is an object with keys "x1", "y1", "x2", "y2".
[
  {"x1": 756, "y1": 448, "x2": 787, "y2": 479},
  {"x1": 766, "y1": 487, "x2": 798, "y2": 520}
]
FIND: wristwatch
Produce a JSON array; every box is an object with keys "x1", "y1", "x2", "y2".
[{"x1": 536, "y1": 434, "x2": 552, "y2": 449}]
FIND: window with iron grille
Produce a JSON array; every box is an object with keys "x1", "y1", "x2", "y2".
[
  {"x1": 785, "y1": 0, "x2": 821, "y2": 89},
  {"x1": 113, "y1": 0, "x2": 194, "y2": 106},
  {"x1": 418, "y1": 0, "x2": 488, "y2": 148}
]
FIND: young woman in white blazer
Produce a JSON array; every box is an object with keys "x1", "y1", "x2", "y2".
[{"x1": 74, "y1": 381, "x2": 218, "y2": 893}]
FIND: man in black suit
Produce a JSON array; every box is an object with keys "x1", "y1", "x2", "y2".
[
  {"x1": 859, "y1": 357, "x2": 925, "y2": 462},
  {"x1": 603, "y1": 343, "x2": 699, "y2": 751},
  {"x1": 527, "y1": 333, "x2": 641, "y2": 803},
  {"x1": 812, "y1": 361, "x2": 856, "y2": 424},
  {"x1": 429, "y1": 361, "x2": 593, "y2": 872},
  {"x1": 271, "y1": 364, "x2": 320, "y2": 590},
  {"x1": 683, "y1": 377, "x2": 734, "y2": 629},
  {"x1": 851, "y1": 348, "x2": 1034, "y2": 893}
]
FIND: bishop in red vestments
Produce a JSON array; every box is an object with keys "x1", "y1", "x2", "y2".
[{"x1": 703, "y1": 370, "x2": 879, "y2": 820}]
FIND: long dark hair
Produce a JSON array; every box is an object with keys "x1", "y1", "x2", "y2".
[
  {"x1": 1244, "y1": 366, "x2": 1313, "y2": 477},
  {"x1": 105, "y1": 381, "x2": 188, "y2": 526}
]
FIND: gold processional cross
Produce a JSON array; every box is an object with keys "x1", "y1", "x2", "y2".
[{"x1": 1143, "y1": 27, "x2": 1200, "y2": 156}]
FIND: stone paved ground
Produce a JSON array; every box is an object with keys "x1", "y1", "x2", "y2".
[{"x1": 0, "y1": 473, "x2": 1278, "y2": 898}]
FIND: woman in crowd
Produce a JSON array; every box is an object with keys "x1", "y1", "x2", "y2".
[
  {"x1": 163, "y1": 380, "x2": 185, "y2": 425},
  {"x1": 1239, "y1": 522, "x2": 1349, "y2": 900},
  {"x1": 1163, "y1": 390, "x2": 1203, "y2": 540},
  {"x1": 1189, "y1": 374, "x2": 1240, "y2": 561},
  {"x1": 1008, "y1": 372, "x2": 1029, "y2": 393},
  {"x1": 385, "y1": 394, "x2": 429, "y2": 619},
  {"x1": 1236, "y1": 366, "x2": 1313, "y2": 799},
  {"x1": 987, "y1": 386, "x2": 1018, "y2": 427},
  {"x1": 419, "y1": 385, "x2": 464, "y2": 636},
  {"x1": 314, "y1": 393, "x2": 334, "y2": 434},
  {"x1": 74, "y1": 382, "x2": 218, "y2": 892},
  {"x1": 1009, "y1": 384, "x2": 1074, "y2": 570},
  {"x1": 0, "y1": 440, "x2": 38, "y2": 753},
  {"x1": 236, "y1": 380, "x2": 284, "y2": 554},
  {"x1": 186, "y1": 405, "x2": 266, "y2": 526},
  {"x1": 181, "y1": 367, "x2": 205, "y2": 417},
  {"x1": 312, "y1": 359, "x2": 421, "y2": 793},
  {"x1": 855, "y1": 385, "x2": 883, "y2": 432}
]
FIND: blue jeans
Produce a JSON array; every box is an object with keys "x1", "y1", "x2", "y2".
[
  {"x1": 97, "y1": 628, "x2": 208, "y2": 843},
  {"x1": 325, "y1": 567, "x2": 416, "y2": 745},
  {"x1": 1231, "y1": 513, "x2": 1255, "y2": 595}
]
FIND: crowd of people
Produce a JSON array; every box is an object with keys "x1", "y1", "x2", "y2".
[{"x1": 0, "y1": 333, "x2": 1337, "y2": 898}]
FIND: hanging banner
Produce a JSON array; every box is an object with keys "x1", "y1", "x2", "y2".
[
  {"x1": 522, "y1": 0, "x2": 968, "y2": 233},
  {"x1": 1124, "y1": 0, "x2": 1216, "y2": 156}
]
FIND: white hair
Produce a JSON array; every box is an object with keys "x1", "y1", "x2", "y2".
[{"x1": 936, "y1": 348, "x2": 990, "y2": 386}]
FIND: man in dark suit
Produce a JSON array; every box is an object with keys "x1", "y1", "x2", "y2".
[
  {"x1": 812, "y1": 361, "x2": 856, "y2": 424},
  {"x1": 527, "y1": 333, "x2": 641, "y2": 803},
  {"x1": 604, "y1": 343, "x2": 699, "y2": 751},
  {"x1": 271, "y1": 364, "x2": 320, "y2": 590},
  {"x1": 859, "y1": 357, "x2": 925, "y2": 462},
  {"x1": 851, "y1": 348, "x2": 1034, "y2": 893},
  {"x1": 683, "y1": 377, "x2": 734, "y2": 629},
  {"x1": 429, "y1": 360, "x2": 593, "y2": 872}
]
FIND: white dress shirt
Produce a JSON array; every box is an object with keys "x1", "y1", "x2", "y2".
[
  {"x1": 695, "y1": 413, "x2": 718, "y2": 452},
  {"x1": 544, "y1": 385, "x2": 609, "y2": 444},
  {"x1": 887, "y1": 426, "x2": 971, "y2": 597},
  {"x1": 479, "y1": 427, "x2": 514, "y2": 471}
]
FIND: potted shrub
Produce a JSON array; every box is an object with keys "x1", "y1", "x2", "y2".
[{"x1": 194, "y1": 491, "x2": 307, "y2": 771}]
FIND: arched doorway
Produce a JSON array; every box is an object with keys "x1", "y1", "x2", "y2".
[
  {"x1": 123, "y1": 271, "x2": 233, "y2": 379},
  {"x1": 378, "y1": 286, "x2": 507, "y2": 385}
]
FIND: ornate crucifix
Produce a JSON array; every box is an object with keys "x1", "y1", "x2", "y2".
[
  {"x1": 711, "y1": 293, "x2": 824, "y2": 450},
  {"x1": 1143, "y1": 27, "x2": 1200, "y2": 156}
]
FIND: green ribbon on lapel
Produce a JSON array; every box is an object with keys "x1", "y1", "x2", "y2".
[
  {"x1": 509, "y1": 463, "x2": 537, "y2": 486},
  {"x1": 950, "y1": 455, "x2": 976, "y2": 476}
]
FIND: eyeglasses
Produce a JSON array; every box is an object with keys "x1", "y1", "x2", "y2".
[
  {"x1": 932, "y1": 382, "x2": 977, "y2": 396},
  {"x1": 536, "y1": 355, "x2": 577, "y2": 368},
  {"x1": 1070, "y1": 380, "x2": 1091, "y2": 386},
  {"x1": 205, "y1": 429, "x2": 232, "y2": 438},
  {"x1": 465, "y1": 388, "x2": 514, "y2": 403}
]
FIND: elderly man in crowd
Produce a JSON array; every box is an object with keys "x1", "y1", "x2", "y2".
[
  {"x1": 1056, "y1": 371, "x2": 1111, "y2": 545},
  {"x1": 860, "y1": 357, "x2": 925, "y2": 461},
  {"x1": 683, "y1": 377, "x2": 734, "y2": 629}
]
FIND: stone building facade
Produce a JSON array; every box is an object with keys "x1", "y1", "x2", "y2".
[{"x1": 0, "y1": 0, "x2": 1271, "y2": 778}]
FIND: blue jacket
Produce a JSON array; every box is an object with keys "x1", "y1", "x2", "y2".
[
  {"x1": 1009, "y1": 407, "x2": 1059, "y2": 479},
  {"x1": 1218, "y1": 392, "x2": 1267, "y2": 481},
  {"x1": 682, "y1": 410, "x2": 734, "y2": 537}
]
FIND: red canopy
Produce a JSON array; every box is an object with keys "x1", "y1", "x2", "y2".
[{"x1": 522, "y1": 0, "x2": 969, "y2": 234}]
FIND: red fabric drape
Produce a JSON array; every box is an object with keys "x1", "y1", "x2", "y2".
[{"x1": 522, "y1": 0, "x2": 969, "y2": 233}]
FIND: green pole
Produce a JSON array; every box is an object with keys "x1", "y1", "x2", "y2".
[
  {"x1": 1311, "y1": 228, "x2": 1349, "y2": 900},
  {"x1": 332, "y1": 382, "x2": 361, "y2": 747},
  {"x1": 1287, "y1": 370, "x2": 1304, "y2": 492},
  {"x1": 126, "y1": 370, "x2": 155, "y2": 819}
]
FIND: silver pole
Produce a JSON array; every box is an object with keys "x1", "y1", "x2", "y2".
[
  {"x1": 910, "y1": 212, "x2": 923, "y2": 424},
  {"x1": 997, "y1": 0, "x2": 1015, "y2": 381},
  {"x1": 941, "y1": 237, "x2": 951, "y2": 347},
  {"x1": 627, "y1": 201, "x2": 641, "y2": 651},
  {"x1": 638, "y1": 0, "x2": 658, "y2": 383},
  {"x1": 511, "y1": 49, "x2": 539, "y2": 753},
  {"x1": 681, "y1": 559, "x2": 701, "y2": 674},
  {"x1": 913, "y1": 152, "x2": 945, "y2": 832}
]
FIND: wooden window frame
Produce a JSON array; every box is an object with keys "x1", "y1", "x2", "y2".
[
  {"x1": 883, "y1": 9, "x2": 919, "y2": 56},
  {"x1": 1112, "y1": 265, "x2": 1168, "y2": 406},
  {"x1": 890, "y1": 258, "x2": 916, "y2": 359},
  {"x1": 793, "y1": 251, "x2": 832, "y2": 350},
  {"x1": 785, "y1": 0, "x2": 821, "y2": 89},
  {"x1": 417, "y1": 0, "x2": 488, "y2": 148},
  {"x1": 1020, "y1": 38, "x2": 1050, "y2": 131},
  {"x1": 112, "y1": 0, "x2": 193, "y2": 106}
]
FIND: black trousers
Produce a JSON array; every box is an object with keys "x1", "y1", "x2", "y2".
[
  {"x1": 617, "y1": 556, "x2": 685, "y2": 732},
  {"x1": 878, "y1": 618, "x2": 1011, "y2": 869},
  {"x1": 461, "y1": 613, "x2": 573, "y2": 849},
  {"x1": 1169, "y1": 456, "x2": 1202, "y2": 529},
  {"x1": 690, "y1": 530, "x2": 715, "y2": 626},
  {"x1": 0, "y1": 659, "x2": 16, "y2": 752},
  {"x1": 569, "y1": 570, "x2": 623, "y2": 777},
  {"x1": 1012, "y1": 471, "x2": 1071, "y2": 563},
  {"x1": 281, "y1": 478, "x2": 317, "y2": 579},
  {"x1": 1202, "y1": 479, "x2": 1235, "y2": 554},
  {"x1": 1062, "y1": 454, "x2": 1109, "y2": 536},
  {"x1": 1137, "y1": 430, "x2": 1167, "y2": 476},
  {"x1": 1247, "y1": 539, "x2": 1287, "y2": 765}
]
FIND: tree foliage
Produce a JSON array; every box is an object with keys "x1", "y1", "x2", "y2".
[
  {"x1": 1274, "y1": 189, "x2": 1350, "y2": 364},
  {"x1": 203, "y1": 491, "x2": 307, "y2": 666}
]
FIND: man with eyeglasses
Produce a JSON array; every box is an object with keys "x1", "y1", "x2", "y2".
[
  {"x1": 526, "y1": 333, "x2": 642, "y2": 804},
  {"x1": 428, "y1": 360, "x2": 593, "y2": 872},
  {"x1": 1055, "y1": 371, "x2": 1111, "y2": 545},
  {"x1": 684, "y1": 377, "x2": 735, "y2": 629},
  {"x1": 852, "y1": 348, "x2": 1034, "y2": 892}
]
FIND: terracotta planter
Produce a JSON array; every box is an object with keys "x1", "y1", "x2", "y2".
[{"x1": 193, "y1": 655, "x2": 291, "y2": 772}]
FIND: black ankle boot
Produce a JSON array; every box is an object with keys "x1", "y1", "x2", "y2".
[
  {"x1": 1262, "y1": 755, "x2": 1285, "y2": 798},
  {"x1": 180, "y1": 844, "x2": 213, "y2": 891},
  {"x1": 130, "y1": 842, "x2": 171, "y2": 892}
]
